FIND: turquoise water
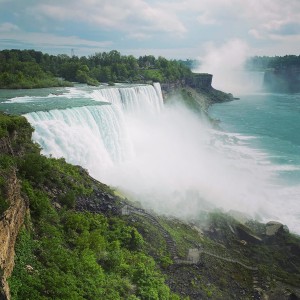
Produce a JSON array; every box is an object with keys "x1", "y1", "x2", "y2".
[
  {"x1": 210, "y1": 93, "x2": 300, "y2": 184},
  {"x1": 0, "y1": 86, "x2": 110, "y2": 114},
  {"x1": 210, "y1": 93, "x2": 300, "y2": 232}
]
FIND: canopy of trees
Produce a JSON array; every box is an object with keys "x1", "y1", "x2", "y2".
[
  {"x1": 246, "y1": 55, "x2": 300, "y2": 71},
  {"x1": 0, "y1": 49, "x2": 193, "y2": 89}
]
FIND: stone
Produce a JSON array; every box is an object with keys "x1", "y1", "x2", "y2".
[
  {"x1": 0, "y1": 169, "x2": 28, "y2": 300},
  {"x1": 266, "y1": 221, "x2": 284, "y2": 236}
]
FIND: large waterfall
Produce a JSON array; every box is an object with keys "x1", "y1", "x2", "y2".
[
  {"x1": 25, "y1": 84, "x2": 163, "y2": 180},
  {"x1": 23, "y1": 83, "x2": 271, "y2": 214},
  {"x1": 14, "y1": 82, "x2": 299, "y2": 232}
]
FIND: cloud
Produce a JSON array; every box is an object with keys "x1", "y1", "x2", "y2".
[
  {"x1": 271, "y1": 22, "x2": 300, "y2": 36},
  {"x1": 0, "y1": 28, "x2": 112, "y2": 53},
  {"x1": 0, "y1": 22, "x2": 20, "y2": 32},
  {"x1": 32, "y1": 0, "x2": 186, "y2": 38},
  {"x1": 197, "y1": 13, "x2": 217, "y2": 25},
  {"x1": 1, "y1": 0, "x2": 300, "y2": 57},
  {"x1": 248, "y1": 29, "x2": 264, "y2": 40},
  {"x1": 182, "y1": 0, "x2": 300, "y2": 38},
  {"x1": 126, "y1": 32, "x2": 152, "y2": 41}
]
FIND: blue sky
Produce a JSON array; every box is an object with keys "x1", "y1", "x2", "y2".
[{"x1": 0, "y1": 0, "x2": 299, "y2": 59}]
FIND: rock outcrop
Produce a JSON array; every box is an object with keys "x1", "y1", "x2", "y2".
[
  {"x1": 266, "y1": 221, "x2": 284, "y2": 236},
  {"x1": 0, "y1": 169, "x2": 28, "y2": 300}
]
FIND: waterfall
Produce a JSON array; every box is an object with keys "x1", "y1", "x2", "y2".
[
  {"x1": 25, "y1": 84, "x2": 163, "y2": 179},
  {"x1": 22, "y1": 82, "x2": 300, "y2": 232},
  {"x1": 89, "y1": 84, "x2": 163, "y2": 112}
]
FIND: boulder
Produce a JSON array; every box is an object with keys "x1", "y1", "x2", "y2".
[
  {"x1": 236, "y1": 224, "x2": 262, "y2": 244},
  {"x1": 266, "y1": 221, "x2": 284, "y2": 236}
]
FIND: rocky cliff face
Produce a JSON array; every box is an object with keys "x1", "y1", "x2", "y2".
[
  {"x1": 0, "y1": 168, "x2": 28, "y2": 300},
  {"x1": 0, "y1": 125, "x2": 30, "y2": 300}
]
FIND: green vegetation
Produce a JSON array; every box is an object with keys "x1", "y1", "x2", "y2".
[
  {"x1": 246, "y1": 55, "x2": 300, "y2": 71},
  {"x1": 158, "y1": 218, "x2": 203, "y2": 258},
  {"x1": 0, "y1": 110, "x2": 300, "y2": 299},
  {"x1": 0, "y1": 60, "x2": 72, "y2": 89},
  {"x1": 0, "y1": 112, "x2": 181, "y2": 299},
  {"x1": 0, "y1": 49, "x2": 192, "y2": 89},
  {"x1": 10, "y1": 207, "x2": 178, "y2": 299},
  {"x1": 246, "y1": 55, "x2": 300, "y2": 92}
]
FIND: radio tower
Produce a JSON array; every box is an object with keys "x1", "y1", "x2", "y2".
[{"x1": 71, "y1": 49, "x2": 75, "y2": 57}]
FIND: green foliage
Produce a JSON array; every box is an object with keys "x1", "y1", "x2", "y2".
[
  {"x1": 0, "y1": 197, "x2": 9, "y2": 216},
  {"x1": 10, "y1": 203, "x2": 175, "y2": 299},
  {"x1": 143, "y1": 69, "x2": 164, "y2": 82},
  {"x1": 18, "y1": 154, "x2": 52, "y2": 185},
  {"x1": 0, "y1": 49, "x2": 192, "y2": 88},
  {"x1": 0, "y1": 113, "x2": 179, "y2": 299},
  {"x1": 0, "y1": 60, "x2": 71, "y2": 89},
  {"x1": 246, "y1": 55, "x2": 300, "y2": 71},
  {"x1": 22, "y1": 181, "x2": 52, "y2": 219},
  {"x1": 59, "y1": 190, "x2": 76, "y2": 209},
  {"x1": 0, "y1": 113, "x2": 32, "y2": 139}
]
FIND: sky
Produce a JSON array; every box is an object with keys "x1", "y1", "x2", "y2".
[{"x1": 0, "y1": 0, "x2": 300, "y2": 59}]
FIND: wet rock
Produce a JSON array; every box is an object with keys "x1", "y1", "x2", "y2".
[{"x1": 266, "y1": 221, "x2": 284, "y2": 237}]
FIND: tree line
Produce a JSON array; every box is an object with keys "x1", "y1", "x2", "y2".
[
  {"x1": 246, "y1": 55, "x2": 300, "y2": 71},
  {"x1": 0, "y1": 49, "x2": 192, "y2": 89}
]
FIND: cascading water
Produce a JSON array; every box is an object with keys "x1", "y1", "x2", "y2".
[
  {"x1": 90, "y1": 84, "x2": 163, "y2": 113},
  {"x1": 24, "y1": 84, "x2": 163, "y2": 179},
  {"x1": 1, "y1": 82, "x2": 299, "y2": 232}
]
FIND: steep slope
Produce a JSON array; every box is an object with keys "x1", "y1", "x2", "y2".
[{"x1": 0, "y1": 107, "x2": 299, "y2": 299}]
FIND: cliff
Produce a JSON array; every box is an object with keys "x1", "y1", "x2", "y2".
[
  {"x1": 0, "y1": 115, "x2": 34, "y2": 300},
  {"x1": 0, "y1": 169, "x2": 28, "y2": 300},
  {"x1": 161, "y1": 72, "x2": 234, "y2": 112}
]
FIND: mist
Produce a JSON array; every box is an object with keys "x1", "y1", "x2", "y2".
[
  {"x1": 195, "y1": 40, "x2": 264, "y2": 95},
  {"x1": 27, "y1": 85, "x2": 300, "y2": 232},
  {"x1": 100, "y1": 100, "x2": 277, "y2": 221}
]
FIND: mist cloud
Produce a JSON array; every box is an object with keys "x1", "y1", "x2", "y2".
[
  {"x1": 99, "y1": 101, "x2": 276, "y2": 220},
  {"x1": 195, "y1": 39, "x2": 263, "y2": 95}
]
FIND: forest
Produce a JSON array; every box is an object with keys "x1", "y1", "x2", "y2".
[
  {"x1": 246, "y1": 54, "x2": 300, "y2": 71},
  {"x1": 0, "y1": 49, "x2": 192, "y2": 89}
]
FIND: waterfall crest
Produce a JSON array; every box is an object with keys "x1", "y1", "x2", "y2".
[{"x1": 89, "y1": 84, "x2": 163, "y2": 112}]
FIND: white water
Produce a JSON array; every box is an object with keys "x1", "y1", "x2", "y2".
[
  {"x1": 25, "y1": 84, "x2": 163, "y2": 179},
  {"x1": 23, "y1": 83, "x2": 300, "y2": 232}
]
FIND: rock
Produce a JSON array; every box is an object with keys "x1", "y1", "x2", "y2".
[
  {"x1": 53, "y1": 202, "x2": 61, "y2": 209},
  {"x1": 0, "y1": 169, "x2": 28, "y2": 300},
  {"x1": 26, "y1": 265, "x2": 34, "y2": 272},
  {"x1": 265, "y1": 221, "x2": 284, "y2": 236},
  {"x1": 236, "y1": 224, "x2": 262, "y2": 244}
]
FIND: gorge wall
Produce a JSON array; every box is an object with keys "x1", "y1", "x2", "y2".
[
  {"x1": 0, "y1": 168, "x2": 28, "y2": 300},
  {"x1": 161, "y1": 73, "x2": 213, "y2": 95},
  {"x1": 0, "y1": 119, "x2": 32, "y2": 300}
]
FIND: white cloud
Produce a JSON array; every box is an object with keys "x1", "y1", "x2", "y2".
[
  {"x1": 248, "y1": 29, "x2": 264, "y2": 40},
  {"x1": 2, "y1": 0, "x2": 300, "y2": 57},
  {"x1": 0, "y1": 29, "x2": 112, "y2": 51},
  {"x1": 0, "y1": 22, "x2": 20, "y2": 32},
  {"x1": 126, "y1": 32, "x2": 152, "y2": 41},
  {"x1": 197, "y1": 13, "x2": 217, "y2": 25},
  {"x1": 182, "y1": 0, "x2": 300, "y2": 38},
  {"x1": 32, "y1": 0, "x2": 186, "y2": 38}
]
